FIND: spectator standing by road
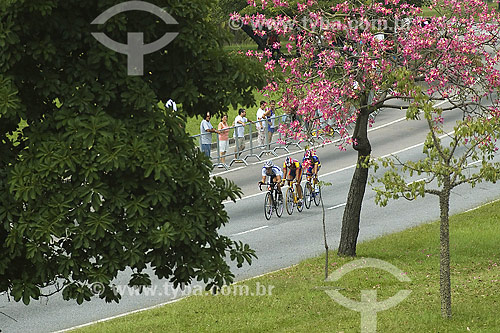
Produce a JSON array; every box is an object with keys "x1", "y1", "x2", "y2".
[
  {"x1": 218, "y1": 113, "x2": 230, "y2": 165},
  {"x1": 233, "y1": 108, "x2": 248, "y2": 159},
  {"x1": 200, "y1": 112, "x2": 218, "y2": 158},
  {"x1": 256, "y1": 101, "x2": 268, "y2": 149},
  {"x1": 267, "y1": 100, "x2": 277, "y2": 145}
]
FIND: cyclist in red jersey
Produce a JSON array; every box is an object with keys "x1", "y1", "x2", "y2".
[{"x1": 282, "y1": 157, "x2": 303, "y2": 204}]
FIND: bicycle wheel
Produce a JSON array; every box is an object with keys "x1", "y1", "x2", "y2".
[
  {"x1": 285, "y1": 187, "x2": 294, "y2": 215},
  {"x1": 297, "y1": 184, "x2": 304, "y2": 212},
  {"x1": 304, "y1": 182, "x2": 312, "y2": 209},
  {"x1": 314, "y1": 185, "x2": 322, "y2": 206},
  {"x1": 275, "y1": 191, "x2": 284, "y2": 217},
  {"x1": 264, "y1": 192, "x2": 273, "y2": 220}
]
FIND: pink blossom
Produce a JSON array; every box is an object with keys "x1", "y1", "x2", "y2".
[{"x1": 238, "y1": 0, "x2": 500, "y2": 149}]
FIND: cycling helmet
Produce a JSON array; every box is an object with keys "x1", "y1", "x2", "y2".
[
  {"x1": 264, "y1": 160, "x2": 273, "y2": 168},
  {"x1": 304, "y1": 150, "x2": 312, "y2": 159},
  {"x1": 285, "y1": 157, "x2": 293, "y2": 167}
]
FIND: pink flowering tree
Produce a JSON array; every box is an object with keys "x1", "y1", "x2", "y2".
[{"x1": 233, "y1": 0, "x2": 500, "y2": 259}]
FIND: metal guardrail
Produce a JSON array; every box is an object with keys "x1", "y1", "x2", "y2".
[
  {"x1": 193, "y1": 115, "x2": 285, "y2": 170},
  {"x1": 192, "y1": 113, "x2": 341, "y2": 170}
]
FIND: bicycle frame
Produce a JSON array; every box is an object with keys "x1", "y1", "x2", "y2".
[
  {"x1": 259, "y1": 181, "x2": 283, "y2": 219},
  {"x1": 304, "y1": 175, "x2": 321, "y2": 209},
  {"x1": 285, "y1": 179, "x2": 299, "y2": 200},
  {"x1": 260, "y1": 182, "x2": 277, "y2": 200},
  {"x1": 285, "y1": 179, "x2": 303, "y2": 215}
]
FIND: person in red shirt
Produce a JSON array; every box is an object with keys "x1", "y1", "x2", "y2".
[{"x1": 217, "y1": 113, "x2": 230, "y2": 165}]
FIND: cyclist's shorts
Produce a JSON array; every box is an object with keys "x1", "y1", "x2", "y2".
[{"x1": 288, "y1": 168, "x2": 302, "y2": 183}]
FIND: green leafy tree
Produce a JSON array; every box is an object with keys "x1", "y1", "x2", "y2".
[
  {"x1": 372, "y1": 98, "x2": 500, "y2": 317},
  {"x1": 0, "y1": 0, "x2": 265, "y2": 305}
]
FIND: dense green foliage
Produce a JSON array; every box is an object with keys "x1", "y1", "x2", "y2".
[{"x1": 0, "y1": 0, "x2": 263, "y2": 304}]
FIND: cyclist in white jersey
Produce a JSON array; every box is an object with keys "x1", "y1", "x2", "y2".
[{"x1": 259, "y1": 160, "x2": 283, "y2": 195}]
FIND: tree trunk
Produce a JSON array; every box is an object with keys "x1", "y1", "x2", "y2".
[
  {"x1": 338, "y1": 101, "x2": 371, "y2": 257},
  {"x1": 321, "y1": 190, "x2": 329, "y2": 280},
  {"x1": 439, "y1": 185, "x2": 452, "y2": 318},
  {"x1": 241, "y1": 25, "x2": 266, "y2": 51}
]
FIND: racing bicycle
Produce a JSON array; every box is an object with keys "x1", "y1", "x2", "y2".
[
  {"x1": 304, "y1": 175, "x2": 321, "y2": 209},
  {"x1": 259, "y1": 181, "x2": 284, "y2": 220},
  {"x1": 284, "y1": 180, "x2": 304, "y2": 215}
]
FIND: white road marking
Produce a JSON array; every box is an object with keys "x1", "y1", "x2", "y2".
[
  {"x1": 58, "y1": 263, "x2": 299, "y2": 333},
  {"x1": 322, "y1": 131, "x2": 454, "y2": 179},
  {"x1": 231, "y1": 226, "x2": 269, "y2": 236},
  {"x1": 464, "y1": 198, "x2": 500, "y2": 213},
  {"x1": 327, "y1": 203, "x2": 347, "y2": 210},
  {"x1": 54, "y1": 298, "x2": 184, "y2": 332},
  {"x1": 367, "y1": 116, "x2": 407, "y2": 133},
  {"x1": 222, "y1": 191, "x2": 267, "y2": 205},
  {"x1": 407, "y1": 178, "x2": 427, "y2": 186},
  {"x1": 380, "y1": 131, "x2": 455, "y2": 158},
  {"x1": 213, "y1": 165, "x2": 245, "y2": 176},
  {"x1": 467, "y1": 160, "x2": 482, "y2": 166}
]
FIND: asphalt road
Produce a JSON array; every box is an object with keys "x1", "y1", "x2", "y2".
[{"x1": 2, "y1": 107, "x2": 500, "y2": 333}]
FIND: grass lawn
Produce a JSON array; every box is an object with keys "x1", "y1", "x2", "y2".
[
  {"x1": 223, "y1": 43, "x2": 259, "y2": 53},
  {"x1": 74, "y1": 198, "x2": 500, "y2": 332}
]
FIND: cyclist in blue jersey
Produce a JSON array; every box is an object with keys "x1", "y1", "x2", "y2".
[
  {"x1": 303, "y1": 150, "x2": 321, "y2": 190},
  {"x1": 259, "y1": 160, "x2": 283, "y2": 195}
]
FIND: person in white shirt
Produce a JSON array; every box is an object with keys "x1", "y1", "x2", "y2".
[
  {"x1": 233, "y1": 108, "x2": 248, "y2": 159},
  {"x1": 267, "y1": 100, "x2": 277, "y2": 144},
  {"x1": 200, "y1": 112, "x2": 218, "y2": 158},
  {"x1": 256, "y1": 100, "x2": 268, "y2": 148}
]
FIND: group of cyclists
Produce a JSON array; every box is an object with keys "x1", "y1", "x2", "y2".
[{"x1": 258, "y1": 149, "x2": 321, "y2": 207}]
